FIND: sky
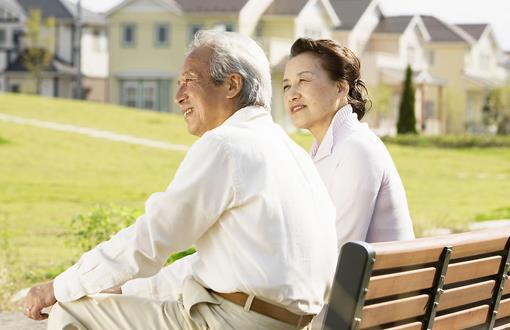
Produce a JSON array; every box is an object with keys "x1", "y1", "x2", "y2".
[{"x1": 73, "y1": 0, "x2": 510, "y2": 51}]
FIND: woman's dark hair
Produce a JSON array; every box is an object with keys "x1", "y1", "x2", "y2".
[{"x1": 290, "y1": 38, "x2": 371, "y2": 120}]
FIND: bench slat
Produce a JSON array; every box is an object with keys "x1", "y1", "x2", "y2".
[
  {"x1": 497, "y1": 297, "x2": 510, "y2": 319},
  {"x1": 438, "y1": 280, "x2": 495, "y2": 311},
  {"x1": 386, "y1": 322, "x2": 423, "y2": 330},
  {"x1": 360, "y1": 294, "x2": 429, "y2": 328},
  {"x1": 372, "y1": 229, "x2": 510, "y2": 270},
  {"x1": 366, "y1": 256, "x2": 502, "y2": 300},
  {"x1": 366, "y1": 267, "x2": 435, "y2": 300},
  {"x1": 445, "y1": 255, "x2": 502, "y2": 284},
  {"x1": 433, "y1": 304, "x2": 489, "y2": 329}
]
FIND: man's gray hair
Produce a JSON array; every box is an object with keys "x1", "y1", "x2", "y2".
[{"x1": 190, "y1": 30, "x2": 272, "y2": 110}]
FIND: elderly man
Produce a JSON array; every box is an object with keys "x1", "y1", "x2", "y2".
[{"x1": 24, "y1": 31, "x2": 337, "y2": 329}]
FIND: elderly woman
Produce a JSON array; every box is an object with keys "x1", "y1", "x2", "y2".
[{"x1": 283, "y1": 38, "x2": 414, "y2": 250}]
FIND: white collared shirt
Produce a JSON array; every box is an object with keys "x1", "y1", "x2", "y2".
[
  {"x1": 311, "y1": 104, "x2": 414, "y2": 251},
  {"x1": 53, "y1": 106, "x2": 338, "y2": 315}
]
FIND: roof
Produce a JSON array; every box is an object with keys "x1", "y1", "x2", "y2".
[
  {"x1": 17, "y1": 0, "x2": 73, "y2": 20},
  {"x1": 456, "y1": 24, "x2": 488, "y2": 41},
  {"x1": 373, "y1": 15, "x2": 413, "y2": 34},
  {"x1": 420, "y1": 15, "x2": 469, "y2": 43},
  {"x1": 174, "y1": 0, "x2": 249, "y2": 13},
  {"x1": 330, "y1": 0, "x2": 373, "y2": 30},
  {"x1": 60, "y1": 0, "x2": 106, "y2": 26},
  {"x1": 263, "y1": 0, "x2": 309, "y2": 15}
]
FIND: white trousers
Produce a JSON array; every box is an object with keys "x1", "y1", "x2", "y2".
[{"x1": 47, "y1": 277, "x2": 306, "y2": 330}]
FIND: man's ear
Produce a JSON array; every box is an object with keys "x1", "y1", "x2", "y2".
[{"x1": 226, "y1": 73, "x2": 244, "y2": 99}]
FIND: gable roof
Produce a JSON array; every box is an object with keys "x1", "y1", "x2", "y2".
[
  {"x1": 263, "y1": 0, "x2": 309, "y2": 15},
  {"x1": 60, "y1": 0, "x2": 106, "y2": 26},
  {"x1": 420, "y1": 15, "x2": 471, "y2": 43},
  {"x1": 17, "y1": 0, "x2": 73, "y2": 20},
  {"x1": 330, "y1": 0, "x2": 373, "y2": 30},
  {"x1": 456, "y1": 24, "x2": 488, "y2": 41},
  {"x1": 373, "y1": 15, "x2": 413, "y2": 34},
  {"x1": 174, "y1": 0, "x2": 249, "y2": 13}
]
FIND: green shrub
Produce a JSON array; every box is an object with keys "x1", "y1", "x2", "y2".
[
  {"x1": 0, "y1": 136, "x2": 9, "y2": 145},
  {"x1": 69, "y1": 204, "x2": 195, "y2": 265},
  {"x1": 382, "y1": 134, "x2": 510, "y2": 148},
  {"x1": 475, "y1": 207, "x2": 510, "y2": 221}
]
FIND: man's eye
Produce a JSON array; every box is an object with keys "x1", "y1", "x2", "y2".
[{"x1": 283, "y1": 85, "x2": 290, "y2": 91}]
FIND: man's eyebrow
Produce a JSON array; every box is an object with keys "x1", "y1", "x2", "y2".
[{"x1": 297, "y1": 71, "x2": 315, "y2": 76}]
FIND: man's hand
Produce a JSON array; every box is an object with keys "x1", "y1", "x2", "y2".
[{"x1": 24, "y1": 281, "x2": 57, "y2": 320}]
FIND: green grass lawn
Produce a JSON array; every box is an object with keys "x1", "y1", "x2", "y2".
[{"x1": 1, "y1": 93, "x2": 510, "y2": 306}]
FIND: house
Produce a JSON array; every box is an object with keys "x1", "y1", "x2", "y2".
[
  {"x1": 106, "y1": 0, "x2": 508, "y2": 134},
  {"x1": 106, "y1": 0, "x2": 339, "y2": 129},
  {"x1": 456, "y1": 23, "x2": 508, "y2": 133},
  {"x1": 0, "y1": 0, "x2": 108, "y2": 101}
]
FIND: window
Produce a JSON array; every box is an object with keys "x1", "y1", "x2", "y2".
[
  {"x1": 13, "y1": 29, "x2": 22, "y2": 47},
  {"x1": 188, "y1": 24, "x2": 203, "y2": 42},
  {"x1": 121, "y1": 23, "x2": 136, "y2": 47},
  {"x1": 142, "y1": 81, "x2": 158, "y2": 110},
  {"x1": 0, "y1": 29, "x2": 5, "y2": 45},
  {"x1": 154, "y1": 23, "x2": 170, "y2": 47},
  {"x1": 122, "y1": 81, "x2": 139, "y2": 107}
]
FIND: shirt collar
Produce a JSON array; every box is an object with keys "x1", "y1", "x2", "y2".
[
  {"x1": 310, "y1": 104, "x2": 358, "y2": 162},
  {"x1": 221, "y1": 106, "x2": 270, "y2": 127}
]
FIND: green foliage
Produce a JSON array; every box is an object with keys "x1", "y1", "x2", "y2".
[
  {"x1": 0, "y1": 136, "x2": 9, "y2": 145},
  {"x1": 486, "y1": 83, "x2": 510, "y2": 135},
  {"x1": 397, "y1": 65, "x2": 417, "y2": 134},
  {"x1": 382, "y1": 134, "x2": 510, "y2": 148},
  {"x1": 69, "y1": 204, "x2": 140, "y2": 253},
  {"x1": 475, "y1": 207, "x2": 510, "y2": 221},
  {"x1": 23, "y1": 10, "x2": 56, "y2": 94},
  {"x1": 69, "y1": 204, "x2": 196, "y2": 265}
]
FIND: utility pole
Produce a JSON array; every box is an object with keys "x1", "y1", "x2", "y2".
[{"x1": 75, "y1": 0, "x2": 83, "y2": 99}]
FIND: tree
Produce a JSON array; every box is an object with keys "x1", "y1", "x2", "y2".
[
  {"x1": 22, "y1": 9, "x2": 55, "y2": 94},
  {"x1": 397, "y1": 65, "x2": 417, "y2": 134}
]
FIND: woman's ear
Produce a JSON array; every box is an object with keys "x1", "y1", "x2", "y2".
[
  {"x1": 337, "y1": 80, "x2": 349, "y2": 96},
  {"x1": 226, "y1": 73, "x2": 244, "y2": 99}
]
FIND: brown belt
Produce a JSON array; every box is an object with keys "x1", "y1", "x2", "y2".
[{"x1": 213, "y1": 291, "x2": 314, "y2": 327}]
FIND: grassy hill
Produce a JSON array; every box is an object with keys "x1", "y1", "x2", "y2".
[{"x1": 0, "y1": 93, "x2": 509, "y2": 307}]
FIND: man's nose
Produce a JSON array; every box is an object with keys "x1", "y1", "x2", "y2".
[{"x1": 174, "y1": 86, "x2": 187, "y2": 105}]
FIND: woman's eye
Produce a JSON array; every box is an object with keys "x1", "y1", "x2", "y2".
[{"x1": 283, "y1": 85, "x2": 290, "y2": 91}]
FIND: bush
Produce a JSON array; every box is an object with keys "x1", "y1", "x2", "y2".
[
  {"x1": 0, "y1": 136, "x2": 9, "y2": 145},
  {"x1": 382, "y1": 134, "x2": 510, "y2": 148},
  {"x1": 397, "y1": 65, "x2": 417, "y2": 134},
  {"x1": 69, "y1": 204, "x2": 195, "y2": 265}
]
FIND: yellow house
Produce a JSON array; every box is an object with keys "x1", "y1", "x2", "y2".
[
  {"x1": 106, "y1": 0, "x2": 339, "y2": 125},
  {"x1": 107, "y1": 0, "x2": 271, "y2": 113}
]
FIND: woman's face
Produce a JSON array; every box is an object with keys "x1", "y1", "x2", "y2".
[{"x1": 283, "y1": 52, "x2": 347, "y2": 133}]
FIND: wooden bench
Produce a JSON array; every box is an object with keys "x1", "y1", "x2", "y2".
[{"x1": 322, "y1": 227, "x2": 510, "y2": 329}]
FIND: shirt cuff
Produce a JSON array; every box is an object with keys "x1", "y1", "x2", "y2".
[{"x1": 53, "y1": 263, "x2": 87, "y2": 302}]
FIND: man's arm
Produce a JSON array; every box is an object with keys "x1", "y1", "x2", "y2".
[{"x1": 25, "y1": 134, "x2": 236, "y2": 320}]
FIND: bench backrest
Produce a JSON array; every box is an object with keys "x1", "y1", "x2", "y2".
[{"x1": 323, "y1": 227, "x2": 510, "y2": 329}]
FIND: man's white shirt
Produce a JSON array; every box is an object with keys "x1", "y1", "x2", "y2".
[{"x1": 54, "y1": 106, "x2": 338, "y2": 315}]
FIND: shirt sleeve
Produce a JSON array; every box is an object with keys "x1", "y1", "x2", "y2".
[
  {"x1": 121, "y1": 253, "x2": 199, "y2": 301},
  {"x1": 330, "y1": 143, "x2": 381, "y2": 252},
  {"x1": 53, "y1": 134, "x2": 236, "y2": 302}
]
